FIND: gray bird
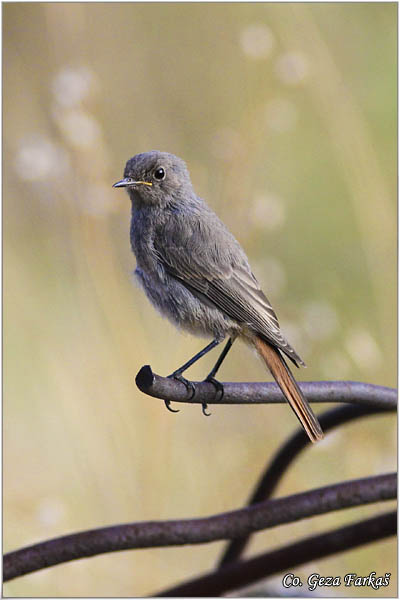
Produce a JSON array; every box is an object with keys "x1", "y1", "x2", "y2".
[{"x1": 113, "y1": 151, "x2": 323, "y2": 442}]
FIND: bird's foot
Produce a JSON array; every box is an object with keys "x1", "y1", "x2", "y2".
[
  {"x1": 201, "y1": 402, "x2": 211, "y2": 417},
  {"x1": 200, "y1": 376, "x2": 224, "y2": 417},
  {"x1": 163, "y1": 399, "x2": 180, "y2": 413},
  {"x1": 167, "y1": 372, "x2": 196, "y2": 401},
  {"x1": 204, "y1": 375, "x2": 224, "y2": 401}
]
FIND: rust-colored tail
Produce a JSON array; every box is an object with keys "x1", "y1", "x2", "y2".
[{"x1": 254, "y1": 336, "x2": 323, "y2": 443}]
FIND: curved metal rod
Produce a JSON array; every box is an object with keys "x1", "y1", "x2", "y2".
[
  {"x1": 4, "y1": 473, "x2": 396, "y2": 582},
  {"x1": 135, "y1": 366, "x2": 397, "y2": 409},
  {"x1": 218, "y1": 403, "x2": 394, "y2": 567},
  {"x1": 157, "y1": 511, "x2": 396, "y2": 597}
]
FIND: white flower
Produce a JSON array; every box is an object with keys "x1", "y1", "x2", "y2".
[
  {"x1": 14, "y1": 135, "x2": 69, "y2": 181},
  {"x1": 36, "y1": 497, "x2": 66, "y2": 527},
  {"x1": 302, "y1": 300, "x2": 339, "y2": 341},
  {"x1": 239, "y1": 24, "x2": 275, "y2": 59},
  {"x1": 256, "y1": 257, "x2": 287, "y2": 297},
  {"x1": 250, "y1": 193, "x2": 286, "y2": 230},
  {"x1": 345, "y1": 329, "x2": 383, "y2": 370},
  {"x1": 52, "y1": 66, "x2": 96, "y2": 108},
  {"x1": 54, "y1": 108, "x2": 101, "y2": 148},
  {"x1": 275, "y1": 52, "x2": 310, "y2": 86}
]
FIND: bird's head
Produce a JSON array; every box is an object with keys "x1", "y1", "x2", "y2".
[{"x1": 113, "y1": 150, "x2": 192, "y2": 207}]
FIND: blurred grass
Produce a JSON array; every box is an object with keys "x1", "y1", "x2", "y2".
[{"x1": 3, "y1": 3, "x2": 396, "y2": 597}]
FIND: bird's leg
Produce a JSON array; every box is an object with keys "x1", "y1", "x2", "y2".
[
  {"x1": 166, "y1": 338, "x2": 222, "y2": 412},
  {"x1": 202, "y1": 337, "x2": 235, "y2": 410}
]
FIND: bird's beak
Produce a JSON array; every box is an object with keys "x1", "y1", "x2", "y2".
[{"x1": 113, "y1": 178, "x2": 152, "y2": 188}]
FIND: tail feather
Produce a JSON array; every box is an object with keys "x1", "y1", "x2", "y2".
[{"x1": 254, "y1": 336, "x2": 323, "y2": 443}]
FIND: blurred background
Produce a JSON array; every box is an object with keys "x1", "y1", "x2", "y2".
[{"x1": 3, "y1": 3, "x2": 396, "y2": 597}]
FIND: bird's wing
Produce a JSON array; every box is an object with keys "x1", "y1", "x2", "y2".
[{"x1": 154, "y1": 214, "x2": 304, "y2": 366}]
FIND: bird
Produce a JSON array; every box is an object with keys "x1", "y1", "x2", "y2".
[{"x1": 113, "y1": 151, "x2": 323, "y2": 443}]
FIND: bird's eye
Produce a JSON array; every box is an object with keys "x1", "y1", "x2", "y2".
[{"x1": 154, "y1": 166, "x2": 166, "y2": 181}]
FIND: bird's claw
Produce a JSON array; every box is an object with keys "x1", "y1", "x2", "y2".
[
  {"x1": 202, "y1": 402, "x2": 211, "y2": 417},
  {"x1": 200, "y1": 376, "x2": 224, "y2": 416},
  {"x1": 166, "y1": 372, "x2": 222, "y2": 417},
  {"x1": 164, "y1": 399, "x2": 180, "y2": 413},
  {"x1": 205, "y1": 375, "x2": 224, "y2": 401},
  {"x1": 168, "y1": 372, "x2": 196, "y2": 400}
]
